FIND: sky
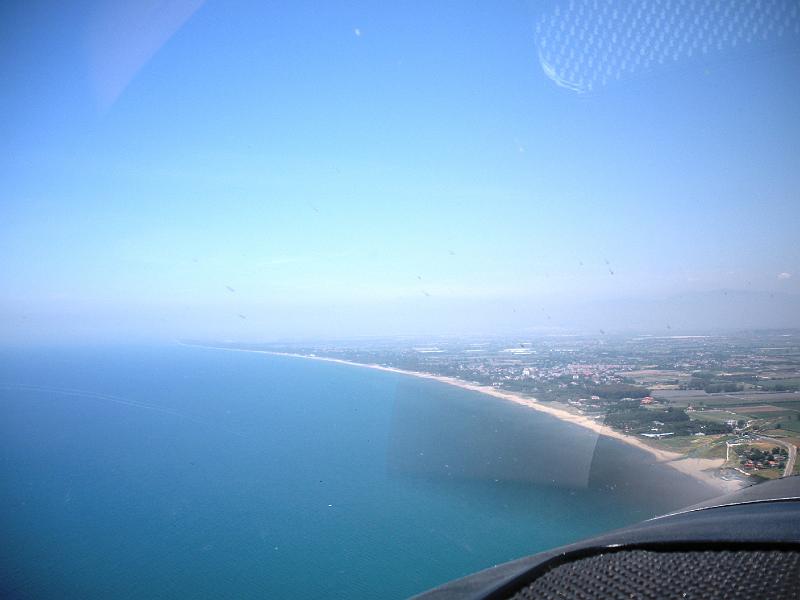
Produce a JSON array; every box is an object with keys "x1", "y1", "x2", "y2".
[{"x1": 1, "y1": 0, "x2": 799, "y2": 343}]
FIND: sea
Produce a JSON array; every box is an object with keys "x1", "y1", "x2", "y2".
[{"x1": 0, "y1": 344, "x2": 720, "y2": 599}]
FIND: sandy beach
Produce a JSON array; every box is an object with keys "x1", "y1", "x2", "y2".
[{"x1": 203, "y1": 346, "x2": 746, "y2": 494}]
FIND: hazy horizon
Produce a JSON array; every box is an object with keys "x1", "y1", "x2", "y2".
[{"x1": 3, "y1": 0, "x2": 799, "y2": 344}]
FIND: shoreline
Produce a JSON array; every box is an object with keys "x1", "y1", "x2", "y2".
[{"x1": 193, "y1": 344, "x2": 747, "y2": 494}]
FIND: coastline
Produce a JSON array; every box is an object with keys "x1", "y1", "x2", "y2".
[{"x1": 197, "y1": 345, "x2": 746, "y2": 494}]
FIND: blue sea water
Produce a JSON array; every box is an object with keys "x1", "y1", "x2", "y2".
[{"x1": 0, "y1": 345, "x2": 718, "y2": 599}]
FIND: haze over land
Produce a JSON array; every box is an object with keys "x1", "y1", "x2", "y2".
[{"x1": 3, "y1": 289, "x2": 799, "y2": 345}]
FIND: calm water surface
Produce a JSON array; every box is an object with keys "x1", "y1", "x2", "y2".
[{"x1": 0, "y1": 345, "x2": 718, "y2": 599}]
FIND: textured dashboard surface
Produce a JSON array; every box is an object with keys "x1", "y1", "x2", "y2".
[{"x1": 509, "y1": 549, "x2": 800, "y2": 600}]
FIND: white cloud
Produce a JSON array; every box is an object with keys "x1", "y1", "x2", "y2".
[
  {"x1": 354, "y1": 28, "x2": 362, "y2": 37},
  {"x1": 778, "y1": 272, "x2": 792, "y2": 280}
]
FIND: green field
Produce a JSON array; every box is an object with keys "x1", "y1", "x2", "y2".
[
  {"x1": 649, "y1": 434, "x2": 729, "y2": 458},
  {"x1": 752, "y1": 469, "x2": 784, "y2": 480},
  {"x1": 734, "y1": 408, "x2": 798, "y2": 419},
  {"x1": 689, "y1": 410, "x2": 739, "y2": 423},
  {"x1": 774, "y1": 419, "x2": 800, "y2": 433},
  {"x1": 656, "y1": 391, "x2": 800, "y2": 409}
]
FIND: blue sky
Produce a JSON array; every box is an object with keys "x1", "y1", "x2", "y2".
[{"x1": 2, "y1": 0, "x2": 799, "y2": 342}]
